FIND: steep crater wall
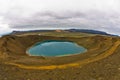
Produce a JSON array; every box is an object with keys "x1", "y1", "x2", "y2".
[{"x1": 0, "y1": 35, "x2": 116, "y2": 57}]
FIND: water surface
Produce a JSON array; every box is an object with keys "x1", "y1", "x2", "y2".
[{"x1": 27, "y1": 40, "x2": 87, "y2": 57}]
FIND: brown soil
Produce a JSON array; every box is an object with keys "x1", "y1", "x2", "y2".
[{"x1": 0, "y1": 33, "x2": 120, "y2": 80}]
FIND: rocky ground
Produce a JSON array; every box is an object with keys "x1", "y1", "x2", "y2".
[{"x1": 0, "y1": 32, "x2": 120, "y2": 80}]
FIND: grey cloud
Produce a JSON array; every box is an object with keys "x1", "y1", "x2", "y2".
[
  {"x1": 3, "y1": 10, "x2": 120, "y2": 35},
  {"x1": 1, "y1": 0, "x2": 120, "y2": 35},
  {"x1": 32, "y1": 11, "x2": 86, "y2": 20}
]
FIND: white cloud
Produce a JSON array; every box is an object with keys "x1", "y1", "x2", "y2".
[
  {"x1": 0, "y1": 0, "x2": 120, "y2": 35},
  {"x1": 0, "y1": 16, "x2": 12, "y2": 35}
]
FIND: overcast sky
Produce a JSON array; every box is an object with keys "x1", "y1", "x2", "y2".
[{"x1": 0, "y1": 0, "x2": 120, "y2": 35}]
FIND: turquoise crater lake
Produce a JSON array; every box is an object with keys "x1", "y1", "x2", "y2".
[{"x1": 27, "y1": 40, "x2": 87, "y2": 57}]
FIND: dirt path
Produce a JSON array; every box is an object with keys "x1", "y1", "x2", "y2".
[{"x1": 5, "y1": 40, "x2": 120, "y2": 70}]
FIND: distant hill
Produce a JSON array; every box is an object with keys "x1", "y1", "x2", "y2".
[
  {"x1": 66, "y1": 29, "x2": 118, "y2": 36},
  {"x1": 11, "y1": 30, "x2": 54, "y2": 35},
  {"x1": 10, "y1": 29, "x2": 118, "y2": 36}
]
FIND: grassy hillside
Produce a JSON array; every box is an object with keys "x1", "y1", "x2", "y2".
[{"x1": 0, "y1": 32, "x2": 120, "y2": 80}]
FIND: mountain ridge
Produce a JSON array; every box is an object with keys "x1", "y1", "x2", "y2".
[{"x1": 10, "y1": 29, "x2": 118, "y2": 36}]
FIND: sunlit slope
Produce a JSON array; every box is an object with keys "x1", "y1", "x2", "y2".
[
  {"x1": 0, "y1": 32, "x2": 119, "y2": 69},
  {"x1": 1, "y1": 32, "x2": 120, "y2": 80}
]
